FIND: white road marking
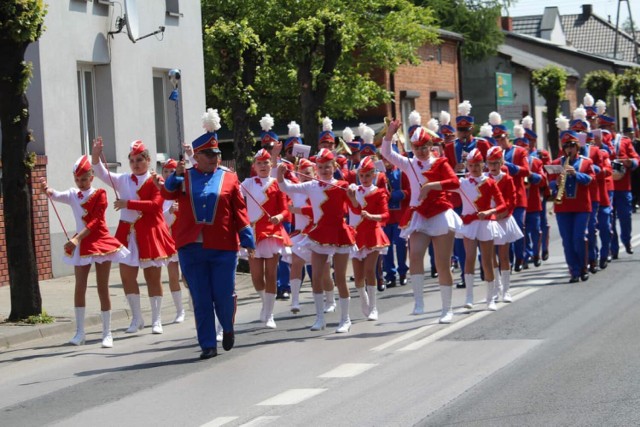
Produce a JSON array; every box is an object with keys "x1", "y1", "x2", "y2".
[
  {"x1": 630, "y1": 233, "x2": 640, "y2": 247},
  {"x1": 370, "y1": 324, "x2": 436, "y2": 352},
  {"x1": 257, "y1": 388, "x2": 327, "y2": 406},
  {"x1": 238, "y1": 416, "x2": 280, "y2": 426},
  {"x1": 397, "y1": 288, "x2": 540, "y2": 352},
  {"x1": 201, "y1": 416, "x2": 239, "y2": 427},
  {"x1": 318, "y1": 363, "x2": 377, "y2": 378}
]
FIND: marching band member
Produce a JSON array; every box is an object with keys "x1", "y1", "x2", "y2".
[
  {"x1": 514, "y1": 125, "x2": 545, "y2": 268},
  {"x1": 277, "y1": 149, "x2": 356, "y2": 333},
  {"x1": 549, "y1": 116, "x2": 596, "y2": 283},
  {"x1": 92, "y1": 138, "x2": 177, "y2": 335},
  {"x1": 347, "y1": 156, "x2": 390, "y2": 321},
  {"x1": 241, "y1": 149, "x2": 292, "y2": 329},
  {"x1": 593, "y1": 129, "x2": 614, "y2": 269},
  {"x1": 597, "y1": 102, "x2": 640, "y2": 258},
  {"x1": 381, "y1": 120, "x2": 462, "y2": 323},
  {"x1": 454, "y1": 148, "x2": 506, "y2": 311},
  {"x1": 161, "y1": 159, "x2": 186, "y2": 323},
  {"x1": 160, "y1": 108, "x2": 255, "y2": 359},
  {"x1": 490, "y1": 112, "x2": 530, "y2": 272},
  {"x1": 486, "y1": 146, "x2": 524, "y2": 303},
  {"x1": 439, "y1": 110, "x2": 456, "y2": 145},
  {"x1": 40, "y1": 156, "x2": 129, "y2": 347},
  {"x1": 343, "y1": 127, "x2": 362, "y2": 170}
]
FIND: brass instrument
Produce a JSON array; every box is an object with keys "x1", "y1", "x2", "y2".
[
  {"x1": 335, "y1": 137, "x2": 352, "y2": 156},
  {"x1": 554, "y1": 155, "x2": 572, "y2": 204}
]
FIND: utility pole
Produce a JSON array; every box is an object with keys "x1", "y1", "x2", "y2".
[{"x1": 614, "y1": 0, "x2": 639, "y2": 63}]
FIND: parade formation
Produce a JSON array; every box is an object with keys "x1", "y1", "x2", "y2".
[{"x1": 41, "y1": 97, "x2": 639, "y2": 360}]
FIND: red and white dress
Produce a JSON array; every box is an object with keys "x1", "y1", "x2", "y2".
[
  {"x1": 280, "y1": 178, "x2": 356, "y2": 256},
  {"x1": 50, "y1": 187, "x2": 129, "y2": 266},
  {"x1": 240, "y1": 176, "x2": 292, "y2": 261},
  {"x1": 93, "y1": 162, "x2": 177, "y2": 268},
  {"x1": 487, "y1": 171, "x2": 524, "y2": 245},
  {"x1": 454, "y1": 175, "x2": 505, "y2": 242},
  {"x1": 381, "y1": 137, "x2": 462, "y2": 239},
  {"x1": 348, "y1": 184, "x2": 390, "y2": 260}
]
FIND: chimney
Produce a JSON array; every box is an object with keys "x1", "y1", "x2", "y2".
[
  {"x1": 501, "y1": 16, "x2": 513, "y2": 32},
  {"x1": 582, "y1": 4, "x2": 593, "y2": 18}
]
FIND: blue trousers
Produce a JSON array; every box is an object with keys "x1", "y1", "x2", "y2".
[
  {"x1": 597, "y1": 204, "x2": 612, "y2": 262},
  {"x1": 382, "y1": 222, "x2": 408, "y2": 280},
  {"x1": 541, "y1": 199, "x2": 550, "y2": 254},
  {"x1": 453, "y1": 206, "x2": 466, "y2": 277},
  {"x1": 587, "y1": 202, "x2": 600, "y2": 262},
  {"x1": 512, "y1": 207, "x2": 526, "y2": 262},
  {"x1": 556, "y1": 212, "x2": 589, "y2": 277},
  {"x1": 179, "y1": 244, "x2": 237, "y2": 350},
  {"x1": 611, "y1": 190, "x2": 633, "y2": 254},
  {"x1": 524, "y1": 211, "x2": 541, "y2": 261},
  {"x1": 277, "y1": 222, "x2": 292, "y2": 292}
]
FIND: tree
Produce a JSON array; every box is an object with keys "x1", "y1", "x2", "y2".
[
  {"x1": 532, "y1": 65, "x2": 568, "y2": 158},
  {"x1": 614, "y1": 67, "x2": 640, "y2": 103},
  {"x1": 0, "y1": 0, "x2": 47, "y2": 320},
  {"x1": 414, "y1": 0, "x2": 509, "y2": 61},
  {"x1": 582, "y1": 70, "x2": 617, "y2": 103}
]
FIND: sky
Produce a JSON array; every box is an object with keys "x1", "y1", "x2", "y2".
[{"x1": 507, "y1": 0, "x2": 640, "y2": 33}]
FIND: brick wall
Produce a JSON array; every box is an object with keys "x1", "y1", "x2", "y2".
[
  {"x1": 0, "y1": 155, "x2": 52, "y2": 287},
  {"x1": 565, "y1": 77, "x2": 579, "y2": 113}
]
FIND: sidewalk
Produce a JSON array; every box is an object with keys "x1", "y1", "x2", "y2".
[{"x1": 0, "y1": 266, "x2": 257, "y2": 349}]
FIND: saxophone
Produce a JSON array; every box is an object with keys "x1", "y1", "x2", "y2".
[{"x1": 554, "y1": 155, "x2": 572, "y2": 204}]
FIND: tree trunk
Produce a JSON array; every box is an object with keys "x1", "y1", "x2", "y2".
[
  {"x1": 231, "y1": 102, "x2": 253, "y2": 180},
  {"x1": 0, "y1": 40, "x2": 42, "y2": 320},
  {"x1": 299, "y1": 58, "x2": 320, "y2": 150},
  {"x1": 546, "y1": 98, "x2": 560, "y2": 159}
]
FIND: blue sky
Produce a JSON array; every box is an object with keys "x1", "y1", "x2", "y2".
[{"x1": 507, "y1": 0, "x2": 639, "y2": 33}]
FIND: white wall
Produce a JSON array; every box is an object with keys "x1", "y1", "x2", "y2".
[{"x1": 31, "y1": 0, "x2": 205, "y2": 276}]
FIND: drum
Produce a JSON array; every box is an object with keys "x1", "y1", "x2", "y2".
[{"x1": 612, "y1": 160, "x2": 626, "y2": 181}]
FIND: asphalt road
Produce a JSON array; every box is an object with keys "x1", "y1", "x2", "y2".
[{"x1": 1, "y1": 214, "x2": 639, "y2": 427}]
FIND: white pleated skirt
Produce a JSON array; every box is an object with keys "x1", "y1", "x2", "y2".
[
  {"x1": 494, "y1": 216, "x2": 525, "y2": 245},
  {"x1": 456, "y1": 219, "x2": 505, "y2": 242},
  {"x1": 400, "y1": 209, "x2": 462, "y2": 240}
]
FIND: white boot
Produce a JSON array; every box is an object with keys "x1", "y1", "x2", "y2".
[
  {"x1": 290, "y1": 278, "x2": 302, "y2": 314},
  {"x1": 366, "y1": 286, "x2": 378, "y2": 321},
  {"x1": 150, "y1": 296, "x2": 163, "y2": 334},
  {"x1": 100, "y1": 311, "x2": 113, "y2": 348},
  {"x1": 310, "y1": 293, "x2": 326, "y2": 331},
  {"x1": 264, "y1": 292, "x2": 277, "y2": 329},
  {"x1": 172, "y1": 290, "x2": 185, "y2": 323},
  {"x1": 324, "y1": 290, "x2": 336, "y2": 313},
  {"x1": 487, "y1": 281, "x2": 497, "y2": 311},
  {"x1": 257, "y1": 290, "x2": 267, "y2": 322},
  {"x1": 336, "y1": 297, "x2": 352, "y2": 333},
  {"x1": 494, "y1": 268, "x2": 502, "y2": 300},
  {"x1": 411, "y1": 274, "x2": 424, "y2": 315},
  {"x1": 357, "y1": 286, "x2": 370, "y2": 317},
  {"x1": 216, "y1": 320, "x2": 223, "y2": 342},
  {"x1": 464, "y1": 273, "x2": 475, "y2": 309},
  {"x1": 125, "y1": 294, "x2": 144, "y2": 333},
  {"x1": 69, "y1": 307, "x2": 86, "y2": 345},
  {"x1": 501, "y1": 270, "x2": 512, "y2": 302},
  {"x1": 439, "y1": 285, "x2": 454, "y2": 324}
]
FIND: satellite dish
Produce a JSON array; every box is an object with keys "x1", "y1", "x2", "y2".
[{"x1": 124, "y1": 0, "x2": 140, "y2": 43}]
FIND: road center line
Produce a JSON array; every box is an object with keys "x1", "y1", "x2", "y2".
[
  {"x1": 257, "y1": 388, "x2": 327, "y2": 406},
  {"x1": 238, "y1": 416, "x2": 280, "y2": 426},
  {"x1": 318, "y1": 363, "x2": 377, "y2": 378},
  {"x1": 370, "y1": 324, "x2": 436, "y2": 352},
  {"x1": 200, "y1": 416, "x2": 239, "y2": 427}
]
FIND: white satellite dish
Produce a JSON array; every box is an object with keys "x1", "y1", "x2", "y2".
[{"x1": 124, "y1": 0, "x2": 140, "y2": 43}]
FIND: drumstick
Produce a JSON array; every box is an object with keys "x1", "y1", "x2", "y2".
[
  {"x1": 240, "y1": 182, "x2": 272, "y2": 219},
  {"x1": 280, "y1": 159, "x2": 347, "y2": 191}
]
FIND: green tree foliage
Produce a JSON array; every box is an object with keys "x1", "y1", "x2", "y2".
[
  {"x1": 532, "y1": 65, "x2": 568, "y2": 158},
  {"x1": 0, "y1": 0, "x2": 47, "y2": 320},
  {"x1": 582, "y1": 70, "x2": 617, "y2": 103},
  {"x1": 414, "y1": 0, "x2": 507, "y2": 61},
  {"x1": 614, "y1": 67, "x2": 640, "y2": 103},
  {"x1": 202, "y1": 0, "x2": 438, "y2": 161}
]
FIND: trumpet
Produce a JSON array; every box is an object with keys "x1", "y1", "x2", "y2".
[{"x1": 335, "y1": 137, "x2": 352, "y2": 156}]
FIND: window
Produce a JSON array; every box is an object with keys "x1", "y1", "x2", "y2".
[
  {"x1": 153, "y1": 74, "x2": 170, "y2": 157},
  {"x1": 77, "y1": 65, "x2": 97, "y2": 155},
  {"x1": 166, "y1": 0, "x2": 181, "y2": 17}
]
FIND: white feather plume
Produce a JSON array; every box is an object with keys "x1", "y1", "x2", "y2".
[
  {"x1": 584, "y1": 93, "x2": 594, "y2": 107},
  {"x1": 514, "y1": 125, "x2": 525, "y2": 139},
  {"x1": 596, "y1": 100, "x2": 607, "y2": 115},
  {"x1": 360, "y1": 124, "x2": 375, "y2": 144},
  {"x1": 573, "y1": 107, "x2": 587, "y2": 121},
  {"x1": 409, "y1": 110, "x2": 421, "y2": 126},
  {"x1": 342, "y1": 127, "x2": 354, "y2": 143},
  {"x1": 202, "y1": 108, "x2": 221, "y2": 132},
  {"x1": 259, "y1": 114, "x2": 274, "y2": 132},
  {"x1": 522, "y1": 115, "x2": 534, "y2": 130},
  {"x1": 556, "y1": 114, "x2": 570, "y2": 131},
  {"x1": 287, "y1": 121, "x2": 301, "y2": 138},
  {"x1": 458, "y1": 101, "x2": 472, "y2": 116},
  {"x1": 322, "y1": 117, "x2": 333, "y2": 132},
  {"x1": 489, "y1": 111, "x2": 502, "y2": 126},
  {"x1": 479, "y1": 122, "x2": 493, "y2": 138},
  {"x1": 439, "y1": 110, "x2": 451, "y2": 125},
  {"x1": 427, "y1": 118, "x2": 439, "y2": 132}
]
